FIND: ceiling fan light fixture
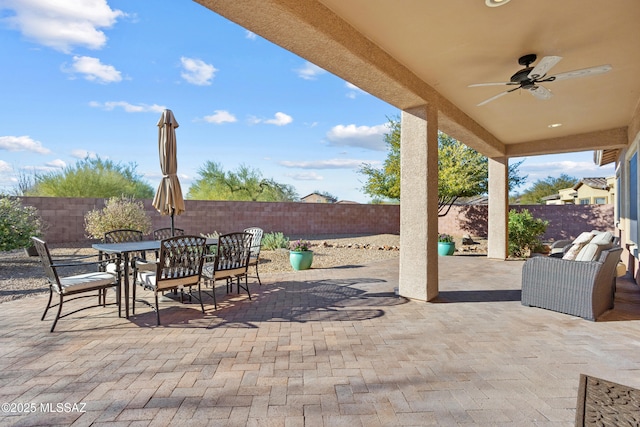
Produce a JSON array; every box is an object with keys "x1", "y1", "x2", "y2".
[
  {"x1": 548, "y1": 123, "x2": 562, "y2": 128},
  {"x1": 485, "y1": 0, "x2": 511, "y2": 7}
]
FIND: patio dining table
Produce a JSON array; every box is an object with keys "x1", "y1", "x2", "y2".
[{"x1": 92, "y1": 238, "x2": 217, "y2": 318}]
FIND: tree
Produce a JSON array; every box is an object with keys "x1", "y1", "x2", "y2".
[
  {"x1": 517, "y1": 174, "x2": 577, "y2": 205},
  {"x1": 359, "y1": 116, "x2": 526, "y2": 215},
  {"x1": 187, "y1": 162, "x2": 298, "y2": 202},
  {"x1": 25, "y1": 157, "x2": 154, "y2": 199}
]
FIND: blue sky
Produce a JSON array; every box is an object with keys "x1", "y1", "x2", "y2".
[{"x1": 0, "y1": 0, "x2": 615, "y2": 203}]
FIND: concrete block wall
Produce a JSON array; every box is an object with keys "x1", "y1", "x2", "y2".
[
  {"x1": 20, "y1": 197, "x2": 613, "y2": 244},
  {"x1": 436, "y1": 204, "x2": 614, "y2": 241},
  {"x1": 21, "y1": 197, "x2": 401, "y2": 243}
]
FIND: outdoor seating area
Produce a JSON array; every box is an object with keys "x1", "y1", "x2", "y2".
[
  {"x1": 30, "y1": 227, "x2": 264, "y2": 331},
  {"x1": 2, "y1": 255, "x2": 640, "y2": 425},
  {"x1": 522, "y1": 231, "x2": 623, "y2": 321}
]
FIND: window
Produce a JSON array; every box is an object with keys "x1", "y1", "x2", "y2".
[
  {"x1": 579, "y1": 198, "x2": 590, "y2": 205},
  {"x1": 594, "y1": 197, "x2": 606, "y2": 204}
]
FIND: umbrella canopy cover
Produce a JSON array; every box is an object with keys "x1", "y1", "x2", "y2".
[{"x1": 152, "y1": 109, "x2": 185, "y2": 217}]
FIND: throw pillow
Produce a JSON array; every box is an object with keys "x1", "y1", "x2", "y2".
[
  {"x1": 590, "y1": 231, "x2": 613, "y2": 246},
  {"x1": 562, "y1": 232, "x2": 595, "y2": 260}
]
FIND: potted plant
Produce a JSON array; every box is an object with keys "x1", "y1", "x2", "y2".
[
  {"x1": 289, "y1": 239, "x2": 313, "y2": 270},
  {"x1": 437, "y1": 233, "x2": 455, "y2": 256}
]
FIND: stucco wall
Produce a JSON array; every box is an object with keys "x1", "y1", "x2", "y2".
[{"x1": 20, "y1": 197, "x2": 614, "y2": 244}]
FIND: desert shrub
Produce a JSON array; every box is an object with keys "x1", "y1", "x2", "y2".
[
  {"x1": 508, "y1": 209, "x2": 548, "y2": 258},
  {"x1": 0, "y1": 196, "x2": 44, "y2": 251},
  {"x1": 261, "y1": 231, "x2": 289, "y2": 250},
  {"x1": 84, "y1": 196, "x2": 152, "y2": 239}
]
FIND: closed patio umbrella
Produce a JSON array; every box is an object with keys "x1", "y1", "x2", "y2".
[{"x1": 152, "y1": 109, "x2": 185, "y2": 236}]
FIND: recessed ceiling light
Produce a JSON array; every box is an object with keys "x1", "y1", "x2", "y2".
[
  {"x1": 548, "y1": 123, "x2": 562, "y2": 128},
  {"x1": 485, "y1": 0, "x2": 512, "y2": 7}
]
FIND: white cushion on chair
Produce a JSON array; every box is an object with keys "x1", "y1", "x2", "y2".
[
  {"x1": 562, "y1": 232, "x2": 596, "y2": 260},
  {"x1": 59, "y1": 272, "x2": 117, "y2": 294},
  {"x1": 589, "y1": 231, "x2": 613, "y2": 246}
]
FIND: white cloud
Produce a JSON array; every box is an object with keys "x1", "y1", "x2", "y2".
[
  {"x1": 89, "y1": 101, "x2": 166, "y2": 113},
  {"x1": 46, "y1": 159, "x2": 66, "y2": 168},
  {"x1": 0, "y1": 135, "x2": 50, "y2": 154},
  {"x1": 180, "y1": 57, "x2": 217, "y2": 86},
  {"x1": 70, "y1": 149, "x2": 97, "y2": 159},
  {"x1": 0, "y1": 160, "x2": 12, "y2": 173},
  {"x1": 264, "y1": 112, "x2": 293, "y2": 126},
  {"x1": 295, "y1": 61, "x2": 326, "y2": 80},
  {"x1": 0, "y1": 0, "x2": 124, "y2": 53},
  {"x1": 245, "y1": 30, "x2": 257, "y2": 40},
  {"x1": 345, "y1": 82, "x2": 367, "y2": 99},
  {"x1": 65, "y1": 55, "x2": 122, "y2": 83},
  {"x1": 286, "y1": 171, "x2": 324, "y2": 181},
  {"x1": 325, "y1": 124, "x2": 388, "y2": 151},
  {"x1": 279, "y1": 159, "x2": 379, "y2": 169},
  {"x1": 203, "y1": 110, "x2": 237, "y2": 124}
]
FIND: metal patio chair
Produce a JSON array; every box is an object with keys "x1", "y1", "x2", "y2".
[
  {"x1": 201, "y1": 232, "x2": 253, "y2": 310},
  {"x1": 32, "y1": 237, "x2": 120, "y2": 332},
  {"x1": 134, "y1": 235, "x2": 207, "y2": 325},
  {"x1": 244, "y1": 227, "x2": 264, "y2": 285}
]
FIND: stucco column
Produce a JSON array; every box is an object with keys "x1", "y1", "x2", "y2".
[
  {"x1": 487, "y1": 156, "x2": 509, "y2": 259},
  {"x1": 399, "y1": 105, "x2": 439, "y2": 301}
]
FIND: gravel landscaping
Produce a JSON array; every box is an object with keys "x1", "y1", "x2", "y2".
[{"x1": 0, "y1": 234, "x2": 487, "y2": 304}]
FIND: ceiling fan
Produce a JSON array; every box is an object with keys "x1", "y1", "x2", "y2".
[{"x1": 468, "y1": 54, "x2": 612, "y2": 106}]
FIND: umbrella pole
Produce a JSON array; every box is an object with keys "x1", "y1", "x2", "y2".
[{"x1": 170, "y1": 208, "x2": 175, "y2": 237}]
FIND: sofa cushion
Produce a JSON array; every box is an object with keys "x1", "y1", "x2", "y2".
[
  {"x1": 575, "y1": 243, "x2": 609, "y2": 262},
  {"x1": 562, "y1": 232, "x2": 595, "y2": 260},
  {"x1": 590, "y1": 231, "x2": 614, "y2": 246}
]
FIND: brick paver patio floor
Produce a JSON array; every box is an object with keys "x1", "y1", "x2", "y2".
[{"x1": 1, "y1": 256, "x2": 640, "y2": 426}]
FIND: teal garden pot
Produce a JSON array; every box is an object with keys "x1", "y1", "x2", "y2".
[
  {"x1": 290, "y1": 250, "x2": 313, "y2": 270},
  {"x1": 437, "y1": 242, "x2": 455, "y2": 256}
]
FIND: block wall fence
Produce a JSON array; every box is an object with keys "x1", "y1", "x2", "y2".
[{"x1": 21, "y1": 197, "x2": 614, "y2": 244}]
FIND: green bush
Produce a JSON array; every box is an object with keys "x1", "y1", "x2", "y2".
[
  {"x1": 508, "y1": 209, "x2": 548, "y2": 258},
  {"x1": 261, "y1": 231, "x2": 290, "y2": 250},
  {"x1": 0, "y1": 196, "x2": 44, "y2": 251},
  {"x1": 84, "y1": 196, "x2": 152, "y2": 239}
]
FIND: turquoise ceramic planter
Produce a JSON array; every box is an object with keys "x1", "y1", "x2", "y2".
[
  {"x1": 437, "y1": 242, "x2": 455, "y2": 256},
  {"x1": 290, "y1": 250, "x2": 313, "y2": 270}
]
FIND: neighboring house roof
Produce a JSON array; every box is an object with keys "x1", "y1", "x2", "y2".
[
  {"x1": 336, "y1": 200, "x2": 359, "y2": 204},
  {"x1": 573, "y1": 177, "x2": 609, "y2": 191},
  {"x1": 300, "y1": 192, "x2": 337, "y2": 203},
  {"x1": 541, "y1": 194, "x2": 560, "y2": 201}
]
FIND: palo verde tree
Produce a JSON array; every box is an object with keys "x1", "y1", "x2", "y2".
[
  {"x1": 187, "y1": 161, "x2": 298, "y2": 202},
  {"x1": 359, "y1": 116, "x2": 526, "y2": 215},
  {"x1": 25, "y1": 157, "x2": 154, "y2": 199}
]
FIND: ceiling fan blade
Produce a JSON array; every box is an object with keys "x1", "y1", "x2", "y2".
[
  {"x1": 529, "y1": 85, "x2": 553, "y2": 100},
  {"x1": 468, "y1": 82, "x2": 518, "y2": 87},
  {"x1": 548, "y1": 64, "x2": 612, "y2": 81},
  {"x1": 528, "y1": 56, "x2": 562, "y2": 80},
  {"x1": 476, "y1": 90, "x2": 512, "y2": 106}
]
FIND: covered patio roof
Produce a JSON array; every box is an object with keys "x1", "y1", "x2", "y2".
[{"x1": 194, "y1": 0, "x2": 639, "y2": 158}]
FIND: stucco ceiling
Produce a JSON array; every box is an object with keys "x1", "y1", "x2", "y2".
[{"x1": 195, "y1": 0, "x2": 640, "y2": 159}]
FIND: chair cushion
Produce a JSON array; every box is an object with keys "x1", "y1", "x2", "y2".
[
  {"x1": 59, "y1": 272, "x2": 117, "y2": 294},
  {"x1": 138, "y1": 271, "x2": 199, "y2": 291},
  {"x1": 562, "y1": 232, "x2": 596, "y2": 260},
  {"x1": 590, "y1": 231, "x2": 614, "y2": 245},
  {"x1": 575, "y1": 233, "x2": 614, "y2": 262}
]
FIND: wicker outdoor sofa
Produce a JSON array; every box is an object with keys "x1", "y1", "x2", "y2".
[{"x1": 521, "y1": 231, "x2": 622, "y2": 321}]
